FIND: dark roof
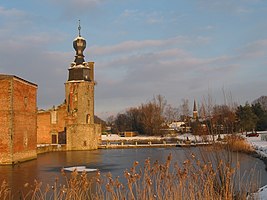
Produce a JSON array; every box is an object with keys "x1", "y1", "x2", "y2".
[{"x1": 0, "y1": 74, "x2": 38, "y2": 87}]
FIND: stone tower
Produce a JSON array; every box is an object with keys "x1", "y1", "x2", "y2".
[
  {"x1": 193, "y1": 100, "x2": 198, "y2": 120},
  {"x1": 65, "y1": 22, "x2": 101, "y2": 150}
]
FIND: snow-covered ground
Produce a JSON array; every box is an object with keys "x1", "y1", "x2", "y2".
[
  {"x1": 246, "y1": 132, "x2": 267, "y2": 158},
  {"x1": 102, "y1": 133, "x2": 223, "y2": 142},
  {"x1": 252, "y1": 185, "x2": 267, "y2": 200},
  {"x1": 243, "y1": 132, "x2": 267, "y2": 199}
]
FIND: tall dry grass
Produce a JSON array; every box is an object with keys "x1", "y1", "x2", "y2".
[
  {"x1": 0, "y1": 148, "x2": 260, "y2": 200},
  {"x1": 223, "y1": 134, "x2": 254, "y2": 154}
]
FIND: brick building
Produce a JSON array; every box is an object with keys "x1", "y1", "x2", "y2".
[
  {"x1": 37, "y1": 103, "x2": 66, "y2": 144},
  {"x1": 37, "y1": 23, "x2": 101, "y2": 150},
  {"x1": 0, "y1": 75, "x2": 37, "y2": 165}
]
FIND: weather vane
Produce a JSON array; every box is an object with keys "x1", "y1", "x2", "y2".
[{"x1": 78, "y1": 19, "x2": 81, "y2": 37}]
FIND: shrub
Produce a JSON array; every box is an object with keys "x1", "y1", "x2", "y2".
[{"x1": 224, "y1": 135, "x2": 254, "y2": 153}]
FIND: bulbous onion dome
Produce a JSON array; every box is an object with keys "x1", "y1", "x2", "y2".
[{"x1": 73, "y1": 21, "x2": 86, "y2": 65}]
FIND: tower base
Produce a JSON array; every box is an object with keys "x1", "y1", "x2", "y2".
[{"x1": 66, "y1": 124, "x2": 101, "y2": 151}]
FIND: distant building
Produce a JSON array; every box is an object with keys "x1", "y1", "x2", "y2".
[
  {"x1": 119, "y1": 131, "x2": 138, "y2": 137},
  {"x1": 37, "y1": 23, "x2": 101, "y2": 150},
  {"x1": 0, "y1": 75, "x2": 37, "y2": 164},
  {"x1": 169, "y1": 121, "x2": 185, "y2": 131},
  {"x1": 168, "y1": 121, "x2": 191, "y2": 133},
  {"x1": 193, "y1": 100, "x2": 198, "y2": 120}
]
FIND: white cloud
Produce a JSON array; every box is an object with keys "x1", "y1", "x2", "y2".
[
  {"x1": 94, "y1": 40, "x2": 239, "y2": 104},
  {"x1": 49, "y1": 0, "x2": 104, "y2": 7},
  {"x1": 91, "y1": 36, "x2": 210, "y2": 57},
  {"x1": 118, "y1": 9, "x2": 168, "y2": 25},
  {"x1": 0, "y1": 6, "x2": 26, "y2": 17},
  {"x1": 197, "y1": 0, "x2": 256, "y2": 14},
  {"x1": 237, "y1": 39, "x2": 267, "y2": 59},
  {"x1": 121, "y1": 9, "x2": 139, "y2": 18},
  {"x1": 47, "y1": 0, "x2": 106, "y2": 18},
  {"x1": 0, "y1": 6, "x2": 32, "y2": 34},
  {"x1": 236, "y1": 7, "x2": 252, "y2": 14},
  {"x1": 93, "y1": 34, "x2": 267, "y2": 117}
]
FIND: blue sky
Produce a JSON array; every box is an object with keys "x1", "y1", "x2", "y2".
[{"x1": 1, "y1": 0, "x2": 267, "y2": 119}]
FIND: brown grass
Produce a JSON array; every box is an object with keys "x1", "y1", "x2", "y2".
[
  {"x1": 0, "y1": 148, "x2": 259, "y2": 200},
  {"x1": 224, "y1": 135, "x2": 254, "y2": 154}
]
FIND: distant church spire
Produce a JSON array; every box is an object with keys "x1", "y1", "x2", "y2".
[
  {"x1": 193, "y1": 100, "x2": 198, "y2": 120},
  {"x1": 193, "y1": 100, "x2": 197, "y2": 112}
]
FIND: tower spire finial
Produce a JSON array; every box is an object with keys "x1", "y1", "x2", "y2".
[
  {"x1": 78, "y1": 19, "x2": 81, "y2": 37},
  {"x1": 73, "y1": 20, "x2": 86, "y2": 65}
]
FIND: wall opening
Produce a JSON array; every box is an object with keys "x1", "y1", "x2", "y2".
[
  {"x1": 51, "y1": 108, "x2": 57, "y2": 124},
  {"x1": 52, "y1": 134, "x2": 57, "y2": 144},
  {"x1": 86, "y1": 114, "x2": 90, "y2": 124}
]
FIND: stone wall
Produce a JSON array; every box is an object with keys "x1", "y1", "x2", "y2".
[
  {"x1": 65, "y1": 81, "x2": 95, "y2": 125},
  {"x1": 65, "y1": 77, "x2": 101, "y2": 150},
  {"x1": 66, "y1": 124, "x2": 101, "y2": 150}
]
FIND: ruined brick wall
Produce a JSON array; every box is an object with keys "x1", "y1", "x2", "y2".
[
  {"x1": 37, "y1": 104, "x2": 66, "y2": 144},
  {"x1": 37, "y1": 111, "x2": 51, "y2": 144},
  {"x1": 12, "y1": 78, "x2": 37, "y2": 162},
  {"x1": 0, "y1": 78, "x2": 12, "y2": 163},
  {"x1": 0, "y1": 75, "x2": 37, "y2": 164}
]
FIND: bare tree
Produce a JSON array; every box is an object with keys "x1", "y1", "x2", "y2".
[
  {"x1": 106, "y1": 115, "x2": 115, "y2": 126},
  {"x1": 201, "y1": 94, "x2": 215, "y2": 141},
  {"x1": 126, "y1": 107, "x2": 143, "y2": 133},
  {"x1": 213, "y1": 105, "x2": 236, "y2": 135},
  {"x1": 112, "y1": 95, "x2": 167, "y2": 136},
  {"x1": 140, "y1": 101, "x2": 165, "y2": 135},
  {"x1": 152, "y1": 95, "x2": 167, "y2": 115},
  {"x1": 164, "y1": 104, "x2": 179, "y2": 123},
  {"x1": 179, "y1": 98, "x2": 190, "y2": 122}
]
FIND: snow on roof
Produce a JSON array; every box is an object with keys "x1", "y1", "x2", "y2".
[{"x1": 73, "y1": 36, "x2": 85, "y2": 41}]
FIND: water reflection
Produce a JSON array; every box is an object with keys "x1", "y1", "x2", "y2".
[{"x1": 0, "y1": 147, "x2": 266, "y2": 197}]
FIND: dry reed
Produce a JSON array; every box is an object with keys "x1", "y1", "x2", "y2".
[
  {"x1": 224, "y1": 135, "x2": 254, "y2": 154},
  {"x1": 0, "y1": 147, "x2": 260, "y2": 200}
]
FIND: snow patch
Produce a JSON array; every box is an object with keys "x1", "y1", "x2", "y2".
[
  {"x1": 245, "y1": 132, "x2": 267, "y2": 199},
  {"x1": 63, "y1": 166, "x2": 98, "y2": 172}
]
